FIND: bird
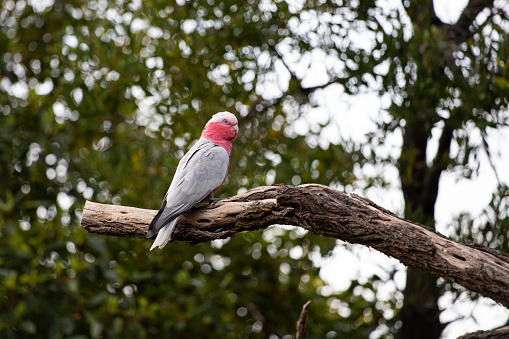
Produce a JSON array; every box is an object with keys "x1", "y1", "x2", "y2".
[{"x1": 147, "y1": 111, "x2": 239, "y2": 250}]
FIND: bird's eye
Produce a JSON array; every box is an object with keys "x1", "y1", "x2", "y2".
[{"x1": 222, "y1": 119, "x2": 230, "y2": 125}]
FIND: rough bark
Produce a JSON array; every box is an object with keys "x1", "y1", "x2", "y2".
[
  {"x1": 80, "y1": 184, "x2": 509, "y2": 311},
  {"x1": 457, "y1": 325, "x2": 509, "y2": 339}
]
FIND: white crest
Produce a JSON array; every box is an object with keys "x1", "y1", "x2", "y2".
[{"x1": 208, "y1": 111, "x2": 238, "y2": 125}]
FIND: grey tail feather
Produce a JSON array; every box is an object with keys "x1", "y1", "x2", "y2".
[{"x1": 147, "y1": 199, "x2": 167, "y2": 238}]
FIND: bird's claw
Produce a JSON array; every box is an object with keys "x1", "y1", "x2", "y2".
[{"x1": 209, "y1": 197, "x2": 222, "y2": 205}]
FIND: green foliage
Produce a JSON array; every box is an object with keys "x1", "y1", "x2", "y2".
[{"x1": 0, "y1": 0, "x2": 378, "y2": 338}]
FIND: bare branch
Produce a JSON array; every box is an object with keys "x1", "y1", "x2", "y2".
[
  {"x1": 431, "y1": 121, "x2": 454, "y2": 172},
  {"x1": 296, "y1": 300, "x2": 311, "y2": 339},
  {"x1": 81, "y1": 184, "x2": 509, "y2": 310},
  {"x1": 480, "y1": 128, "x2": 502, "y2": 186}
]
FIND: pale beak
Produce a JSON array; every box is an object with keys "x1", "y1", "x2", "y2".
[{"x1": 233, "y1": 124, "x2": 239, "y2": 134}]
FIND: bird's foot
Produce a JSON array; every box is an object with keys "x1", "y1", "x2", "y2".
[{"x1": 209, "y1": 197, "x2": 222, "y2": 205}]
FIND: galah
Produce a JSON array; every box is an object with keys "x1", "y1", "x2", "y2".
[{"x1": 147, "y1": 112, "x2": 239, "y2": 250}]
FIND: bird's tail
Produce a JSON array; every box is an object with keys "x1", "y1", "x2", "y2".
[{"x1": 149, "y1": 217, "x2": 178, "y2": 251}]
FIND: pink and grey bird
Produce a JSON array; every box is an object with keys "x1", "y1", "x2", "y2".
[{"x1": 147, "y1": 112, "x2": 239, "y2": 250}]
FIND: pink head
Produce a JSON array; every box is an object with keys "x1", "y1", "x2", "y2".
[{"x1": 201, "y1": 111, "x2": 239, "y2": 155}]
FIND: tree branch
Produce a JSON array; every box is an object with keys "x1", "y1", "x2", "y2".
[
  {"x1": 445, "y1": 0, "x2": 495, "y2": 42},
  {"x1": 80, "y1": 184, "x2": 509, "y2": 311},
  {"x1": 431, "y1": 121, "x2": 454, "y2": 172},
  {"x1": 296, "y1": 300, "x2": 311, "y2": 339},
  {"x1": 458, "y1": 325, "x2": 509, "y2": 339}
]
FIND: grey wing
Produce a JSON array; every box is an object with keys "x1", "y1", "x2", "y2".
[
  {"x1": 147, "y1": 140, "x2": 229, "y2": 237},
  {"x1": 167, "y1": 142, "x2": 229, "y2": 209}
]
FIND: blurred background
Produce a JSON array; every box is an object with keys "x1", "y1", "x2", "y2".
[{"x1": 1, "y1": 0, "x2": 508, "y2": 338}]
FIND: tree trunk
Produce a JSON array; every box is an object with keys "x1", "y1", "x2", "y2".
[
  {"x1": 398, "y1": 123, "x2": 446, "y2": 338},
  {"x1": 397, "y1": 0, "x2": 496, "y2": 336}
]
